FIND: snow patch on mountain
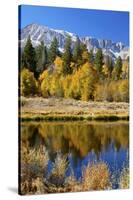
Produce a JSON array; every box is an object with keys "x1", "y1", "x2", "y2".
[{"x1": 20, "y1": 23, "x2": 129, "y2": 60}]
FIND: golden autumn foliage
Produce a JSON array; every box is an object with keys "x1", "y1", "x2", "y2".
[
  {"x1": 80, "y1": 62, "x2": 98, "y2": 101},
  {"x1": 118, "y1": 79, "x2": 129, "y2": 102},
  {"x1": 70, "y1": 70, "x2": 81, "y2": 99},
  {"x1": 122, "y1": 60, "x2": 129, "y2": 79},
  {"x1": 82, "y1": 50, "x2": 90, "y2": 63},
  {"x1": 21, "y1": 50, "x2": 129, "y2": 103},
  {"x1": 102, "y1": 64, "x2": 110, "y2": 78},
  {"x1": 21, "y1": 68, "x2": 38, "y2": 96},
  {"x1": 54, "y1": 56, "x2": 64, "y2": 75},
  {"x1": 95, "y1": 80, "x2": 129, "y2": 102},
  {"x1": 21, "y1": 35, "x2": 129, "y2": 102},
  {"x1": 38, "y1": 59, "x2": 129, "y2": 102},
  {"x1": 50, "y1": 74, "x2": 64, "y2": 97},
  {"x1": 40, "y1": 70, "x2": 51, "y2": 97},
  {"x1": 62, "y1": 75, "x2": 72, "y2": 98}
]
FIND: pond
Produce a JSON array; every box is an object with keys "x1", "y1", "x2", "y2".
[{"x1": 21, "y1": 121, "x2": 129, "y2": 190}]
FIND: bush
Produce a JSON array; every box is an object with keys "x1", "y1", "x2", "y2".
[
  {"x1": 82, "y1": 162, "x2": 111, "y2": 190},
  {"x1": 94, "y1": 80, "x2": 129, "y2": 102},
  {"x1": 118, "y1": 80, "x2": 129, "y2": 102},
  {"x1": 119, "y1": 167, "x2": 129, "y2": 189},
  {"x1": 21, "y1": 68, "x2": 38, "y2": 96}
]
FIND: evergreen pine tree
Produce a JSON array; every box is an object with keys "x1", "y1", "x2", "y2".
[
  {"x1": 80, "y1": 43, "x2": 91, "y2": 64},
  {"x1": 94, "y1": 49, "x2": 104, "y2": 76},
  {"x1": 36, "y1": 41, "x2": 48, "y2": 73},
  {"x1": 112, "y1": 56, "x2": 122, "y2": 80},
  {"x1": 72, "y1": 37, "x2": 81, "y2": 63},
  {"x1": 21, "y1": 36, "x2": 37, "y2": 76},
  {"x1": 80, "y1": 43, "x2": 88, "y2": 53},
  {"x1": 88, "y1": 49, "x2": 94, "y2": 64},
  {"x1": 48, "y1": 37, "x2": 59, "y2": 63},
  {"x1": 62, "y1": 37, "x2": 72, "y2": 74}
]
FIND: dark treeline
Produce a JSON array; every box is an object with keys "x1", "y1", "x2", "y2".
[{"x1": 20, "y1": 36, "x2": 129, "y2": 102}]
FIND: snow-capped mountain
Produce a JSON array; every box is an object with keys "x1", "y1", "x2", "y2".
[{"x1": 20, "y1": 23, "x2": 129, "y2": 60}]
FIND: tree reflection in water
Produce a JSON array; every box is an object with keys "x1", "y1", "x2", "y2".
[{"x1": 21, "y1": 122, "x2": 129, "y2": 178}]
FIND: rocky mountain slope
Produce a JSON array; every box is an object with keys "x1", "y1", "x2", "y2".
[{"x1": 20, "y1": 23, "x2": 129, "y2": 60}]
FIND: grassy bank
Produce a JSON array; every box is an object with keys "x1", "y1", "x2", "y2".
[
  {"x1": 20, "y1": 113, "x2": 129, "y2": 122},
  {"x1": 20, "y1": 96, "x2": 129, "y2": 121}
]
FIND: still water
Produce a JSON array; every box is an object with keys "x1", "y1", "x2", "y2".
[{"x1": 21, "y1": 121, "x2": 129, "y2": 188}]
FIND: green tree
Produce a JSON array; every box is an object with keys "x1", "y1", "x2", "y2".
[
  {"x1": 80, "y1": 43, "x2": 88, "y2": 53},
  {"x1": 112, "y1": 56, "x2": 122, "y2": 80},
  {"x1": 80, "y1": 43, "x2": 89, "y2": 64},
  {"x1": 36, "y1": 41, "x2": 48, "y2": 73},
  {"x1": 48, "y1": 37, "x2": 59, "y2": 63},
  {"x1": 94, "y1": 49, "x2": 104, "y2": 76},
  {"x1": 20, "y1": 68, "x2": 38, "y2": 96},
  {"x1": 88, "y1": 49, "x2": 94, "y2": 64},
  {"x1": 21, "y1": 36, "x2": 37, "y2": 76},
  {"x1": 72, "y1": 37, "x2": 81, "y2": 63},
  {"x1": 62, "y1": 37, "x2": 72, "y2": 75}
]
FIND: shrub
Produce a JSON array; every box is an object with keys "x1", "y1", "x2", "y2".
[
  {"x1": 119, "y1": 167, "x2": 129, "y2": 189},
  {"x1": 20, "y1": 68, "x2": 38, "y2": 96},
  {"x1": 82, "y1": 162, "x2": 111, "y2": 190},
  {"x1": 118, "y1": 80, "x2": 129, "y2": 102},
  {"x1": 20, "y1": 144, "x2": 48, "y2": 195},
  {"x1": 94, "y1": 80, "x2": 129, "y2": 102}
]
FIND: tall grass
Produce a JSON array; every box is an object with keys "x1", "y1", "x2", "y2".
[
  {"x1": 82, "y1": 162, "x2": 111, "y2": 191},
  {"x1": 119, "y1": 167, "x2": 129, "y2": 189},
  {"x1": 20, "y1": 145, "x2": 129, "y2": 195},
  {"x1": 20, "y1": 143, "x2": 49, "y2": 195}
]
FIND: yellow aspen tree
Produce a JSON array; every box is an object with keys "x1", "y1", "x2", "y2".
[
  {"x1": 21, "y1": 68, "x2": 38, "y2": 96},
  {"x1": 40, "y1": 70, "x2": 51, "y2": 97},
  {"x1": 80, "y1": 62, "x2": 98, "y2": 101},
  {"x1": 54, "y1": 56, "x2": 64, "y2": 75}
]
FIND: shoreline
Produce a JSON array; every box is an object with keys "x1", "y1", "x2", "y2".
[
  {"x1": 20, "y1": 114, "x2": 129, "y2": 122},
  {"x1": 20, "y1": 97, "x2": 129, "y2": 122}
]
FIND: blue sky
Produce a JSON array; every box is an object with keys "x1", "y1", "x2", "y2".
[{"x1": 19, "y1": 5, "x2": 129, "y2": 46}]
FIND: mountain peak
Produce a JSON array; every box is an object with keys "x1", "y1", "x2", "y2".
[{"x1": 20, "y1": 23, "x2": 129, "y2": 60}]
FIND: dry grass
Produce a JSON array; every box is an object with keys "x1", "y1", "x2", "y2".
[
  {"x1": 20, "y1": 145, "x2": 129, "y2": 195},
  {"x1": 20, "y1": 97, "x2": 129, "y2": 121},
  {"x1": 82, "y1": 162, "x2": 111, "y2": 191},
  {"x1": 119, "y1": 167, "x2": 129, "y2": 189},
  {"x1": 20, "y1": 143, "x2": 49, "y2": 195}
]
